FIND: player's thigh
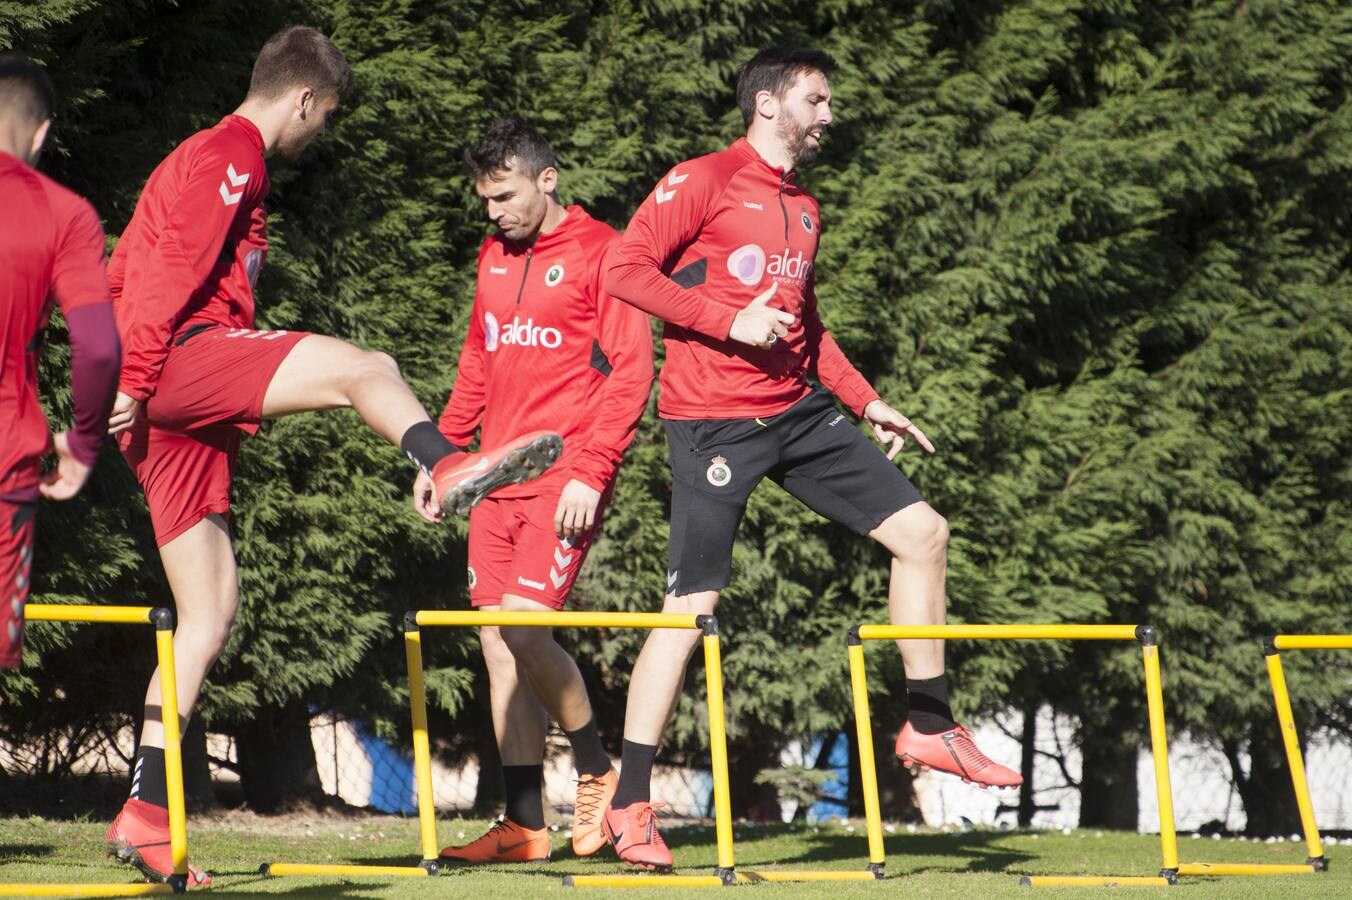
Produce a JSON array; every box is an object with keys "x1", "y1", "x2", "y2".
[
  {"x1": 260, "y1": 333, "x2": 400, "y2": 418},
  {"x1": 776, "y1": 415, "x2": 923, "y2": 537},
  {"x1": 663, "y1": 417, "x2": 770, "y2": 597}
]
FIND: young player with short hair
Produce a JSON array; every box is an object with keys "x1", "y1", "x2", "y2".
[
  {"x1": 0, "y1": 52, "x2": 121, "y2": 671},
  {"x1": 600, "y1": 47, "x2": 1021, "y2": 870},
  {"x1": 103, "y1": 29, "x2": 560, "y2": 885},
  {"x1": 415, "y1": 116, "x2": 654, "y2": 863}
]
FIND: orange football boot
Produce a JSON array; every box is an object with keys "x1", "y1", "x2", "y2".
[
  {"x1": 439, "y1": 817, "x2": 551, "y2": 864},
  {"x1": 572, "y1": 767, "x2": 618, "y2": 856}
]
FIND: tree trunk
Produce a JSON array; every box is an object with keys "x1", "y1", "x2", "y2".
[
  {"x1": 1077, "y1": 720, "x2": 1138, "y2": 829},
  {"x1": 180, "y1": 720, "x2": 216, "y2": 810},
  {"x1": 728, "y1": 721, "x2": 782, "y2": 822},
  {"x1": 1018, "y1": 701, "x2": 1037, "y2": 827},
  {"x1": 234, "y1": 699, "x2": 323, "y2": 812},
  {"x1": 1225, "y1": 717, "x2": 1303, "y2": 837}
]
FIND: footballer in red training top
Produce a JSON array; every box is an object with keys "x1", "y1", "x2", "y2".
[
  {"x1": 599, "y1": 47, "x2": 1022, "y2": 871},
  {"x1": 0, "y1": 53, "x2": 120, "y2": 671},
  {"x1": 416, "y1": 117, "x2": 652, "y2": 865}
]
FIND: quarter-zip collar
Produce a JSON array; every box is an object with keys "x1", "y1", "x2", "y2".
[
  {"x1": 220, "y1": 114, "x2": 265, "y2": 154},
  {"x1": 730, "y1": 137, "x2": 798, "y2": 185}
]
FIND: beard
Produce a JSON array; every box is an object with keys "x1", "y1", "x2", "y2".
[{"x1": 778, "y1": 116, "x2": 823, "y2": 167}]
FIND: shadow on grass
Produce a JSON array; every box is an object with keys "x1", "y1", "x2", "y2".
[{"x1": 0, "y1": 843, "x2": 56, "y2": 862}]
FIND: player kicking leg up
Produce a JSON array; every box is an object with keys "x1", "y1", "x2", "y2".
[
  {"x1": 600, "y1": 48, "x2": 1018, "y2": 870},
  {"x1": 413, "y1": 118, "x2": 653, "y2": 863},
  {"x1": 102, "y1": 34, "x2": 560, "y2": 887}
]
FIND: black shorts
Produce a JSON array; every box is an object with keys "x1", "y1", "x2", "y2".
[{"x1": 663, "y1": 390, "x2": 923, "y2": 596}]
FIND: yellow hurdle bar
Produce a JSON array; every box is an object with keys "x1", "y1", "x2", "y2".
[
  {"x1": 1176, "y1": 863, "x2": 1318, "y2": 876},
  {"x1": 1272, "y1": 634, "x2": 1352, "y2": 651},
  {"x1": 856, "y1": 623, "x2": 1141, "y2": 642},
  {"x1": 1020, "y1": 875, "x2": 1172, "y2": 887},
  {"x1": 739, "y1": 870, "x2": 883, "y2": 882},
  {"x1": 5, "y1": 606, "x2": 191, "y2": 896},
  {"x1": 0, "y1": 885, "x2": 175, "y2": 897},
  {"x1": 22, "y1": 604, "x2": 154, "y2": 625},
  {"x1": 406, "y1": 627, "x2": 441, "y2": 864},
  {"x1": 851, "y1": 623, "x2": 1177, "y2": 887},
  {"x1": 701, "y1": 626, "x2": 735, "y2": 875},
  {"x1": 1266, "y1": 642, "x2": 1327, "y2": 864},
  {"x1": 261, "y1": 863, "x2": 430, "y2": 878},
  {"x1": 564, "y1": 874, "x2": 728, "y2": 888},
  {"x1": 414, "y1": 610, "x2": 703, "y2": 630}
]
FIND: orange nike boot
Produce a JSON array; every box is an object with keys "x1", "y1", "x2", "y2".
[
  {"x1": 433, "y1": 431, "x2": 563, "y2": 516},
  {"x1": 602, "y1": 801, "x2": 673, "y2": 871},
  {"x1": 439, "y1": 817, "x2": 551, "y2": 864},
  {"x1": 572, "y1": 768, "x2": 618, "y2": 856},
  {"x1": 894, "y1": 721, "x2": 1022, "y2": 789},
  {"x1": 106, "y1": 798, "x2": 211, "y2": 887}
]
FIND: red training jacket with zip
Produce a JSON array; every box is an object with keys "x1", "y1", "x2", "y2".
[
  {"x1": 605, "y1": 136, "x2": 879, "y2": 421},
  {"x1": 108, "y1": 114, "x2": 270, "y2": 401},
  {"x1": 438, "y1": 206, "x2": 654, "y2": 498}
]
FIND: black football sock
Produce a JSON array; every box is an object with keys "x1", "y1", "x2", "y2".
[
  {"x1": 129, "y1": 744, "x2": 168, "y2": 809},
  {"x1": 399, "y1": 421, "x2": 460, "y2": 474},
  {"x1": 564, "y1": 717, "x2": 611, "y2": 778},
  {"x1": 611, "y1": 740, "x2": 658, "y2": 809},
  {"x1": 905, "y1": 674, "x2": 956, "y2": 735},
  {"x1": 502, "y1": 764, "x2": 546, "y2": 830}
]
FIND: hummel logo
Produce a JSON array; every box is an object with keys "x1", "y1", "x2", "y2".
[
  {"x1": 490, "y1": 266, "x2": 508, "y2": 275},
  {"x1": 667, "y1": 570, "x2": 678, "y2": 589},
  {"x1": 828, "y1": 414, "x2": 844, "y2": 427},
  {"x1": 554, "y1": 547, "x2": 575, "y2": 569},
  {"x1": 743, "y1": 201, "x2": 763, "y2": 211},
  {"x1": 549, "y1": 568, "x2": 568, "y2": 589},
  {"x1": 517, "y1": 576, "x2": 547, "y2": 590},
  {"x1": 218, "y1": 163, "x2": 249, "y2": 206},
  {"x1": 654, "y1": 170, "x2": 688, "y2": 205}
]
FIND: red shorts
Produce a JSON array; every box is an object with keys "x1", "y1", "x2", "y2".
[
  {"x1": 119, "y1": 326, "x2": 309, "y2": 546},
  {"x1": 0, "y1": 500, "x2": 36, "y2": 669},
  {"x1": 467, "y1": 489, "x2": 607, "y2": 610}
]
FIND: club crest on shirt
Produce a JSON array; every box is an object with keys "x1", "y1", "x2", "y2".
[
  {"x1": 245, "y1": 248, "x2": 264, "y2": 288},
  {"x1": 545, "y1": 263, "x2": 565, "y2": 287},
  {"x1": 467, "y1": 566, "x2": 477, "y2": 590},
  {"x1": 706, "y1": 455, "x2": 732, "y2": 487},
  {"x1": 801, "y1": 211, "x2": 814, "y2": 234}
]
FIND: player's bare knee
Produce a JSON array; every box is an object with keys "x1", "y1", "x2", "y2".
[
  {"x1": 499, "y1": 623, "x2": 550, "y2": 659},
  {"x1": 884, "y1": 505, "x2": 948, "y2": 563},
  {"x1": 479, "y1": 625, "x2": 515, "y2": 671}
]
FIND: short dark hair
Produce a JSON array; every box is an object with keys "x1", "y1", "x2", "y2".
[
  {"x1": 248, "y1": 26, "x2": 354, "y2": 101},
  {"x1": 463, "y1": 116, "x2": 558, "y2": 182},
  {"x1": 735, "y1": 47, "x2": 836, "y2": 125},
  {"x1": 0, "y1": 52, "x2": 56, "y2": 123}
]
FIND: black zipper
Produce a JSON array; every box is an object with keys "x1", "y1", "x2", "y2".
[
  {"x1": 778, "y1": 173, "x2": 789, "y2": 241},
  {"x1": 515, "y1": 248, "x2": 533, "y2": 305}
]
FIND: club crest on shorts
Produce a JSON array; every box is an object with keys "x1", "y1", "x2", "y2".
[
  {"x1": 706, "y1": 455, "x2": 732, "y2": 487},
  {"x1": 467, "y1": 566, "x2": 477, "y2": 590},
  {"x1": 544, "y1": 263, "x2": 565, "y2": 287}
]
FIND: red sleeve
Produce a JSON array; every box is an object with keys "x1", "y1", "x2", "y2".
[
  {"x1": 605, "y1": 163, "x2": 739, "y2": 340},
  {"x1": 117, "y1": 138, "x2": 266, "y2": 400},
  {"x1": 437, "y1": 282, "x2": 488, "y2": 448},
  {"x1": 50, "y1": 198, "x2": 120, "y2": 465},
  {"x1": 803, "y1": 288, "x2": 879, "y2": 417},
  {"x1": 571, "y1": 243, "x2": 656, "y2": 493}
]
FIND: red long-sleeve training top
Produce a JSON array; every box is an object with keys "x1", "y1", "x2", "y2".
[
  {"x1": 606, "y1": 137, "x2": 879, "y2": 420},
  {"x1": 108, "y1": 115, "x2": 270, "y2": 400},
  {"x1": 438, "y1": 206, "x2": 654, "y2": 497},
  {"x1": 1, "y1": 152, "x2": 121, "y2": 501}
]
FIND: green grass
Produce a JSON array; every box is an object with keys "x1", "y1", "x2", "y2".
[{"x1": 1, "y1": 814, "x2": 1347, "y2": 897}]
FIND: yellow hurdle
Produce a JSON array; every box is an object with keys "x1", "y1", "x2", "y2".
[
  {"x1": 260, "y1": 863, "x2": 430, "y2": 877},
  {"x1": 848, "y1": 623, "x2": 1179, "y2": 887},
  {"x1": 1271, "y1": 634, "x2": 1352, "y2": 652},
  {"x1": 3, "y1": 605, "x2": 189, "y2": 895}
]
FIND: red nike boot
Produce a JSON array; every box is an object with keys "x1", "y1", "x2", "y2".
[
  {"x1": 895, "y1": 721, "x2": 1022, "y2": 789},
  {"x1": 602, "y1": 801, "x2": 673, "y2": 871},
  {"x1": 106, "y1": 798, "x2": 211, "y2": 887},
  {"x1": 433, "y1": 431, "x2": 563, "y2": 516}
]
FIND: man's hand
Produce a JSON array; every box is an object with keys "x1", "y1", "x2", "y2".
[
  {"x1": 553, "y1": 478, "x2": 602, "y2": 539},
  {"x1": 863, "y1": 399, "x2": 935, "y2": 460},
  {"x1": 728, "y1": 282, "x2": 794, "y2": 349},
  {"x1": 108, "y1": 391, "x2": 142, "y2": 435},
  {"x1": 39, "y1": 431, "x2": 93, "y2": 501},
  {"x1": 413, "y1": 469, "x2": 444, "y2": 523}
]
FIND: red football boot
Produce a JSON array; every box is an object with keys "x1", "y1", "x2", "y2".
[
  {"x1": 602, "y1": 801, "x2": 673, "y2": 871},
  {"x1": 438, "y1": 817, "x2": 551, "y2": 864},
  {"x1": 432, "y1": 431, "x2": 563, "y2": 516},
  {"x1": 106, "y1": 798, "x2": 211, "y2": 887},
  {"x1": 895, "y1": 721, "x2": 1022, "y2": 789}
]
